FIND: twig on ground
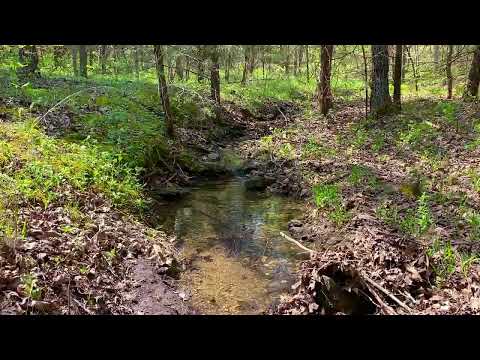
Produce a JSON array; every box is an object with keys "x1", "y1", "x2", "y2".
[
  {"x1": 279, "y1": 232, "x2": 314, "y2": 255},
  {"x1": 361, "y1": 273, "x2": 412, "y2": 313}
]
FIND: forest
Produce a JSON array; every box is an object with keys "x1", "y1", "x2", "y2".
[{"x1": 1, "y1": 44, "x2": 480, "y2": 315}]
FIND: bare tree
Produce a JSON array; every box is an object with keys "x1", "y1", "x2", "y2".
[
  {"x1": 465, "y1": 45, "x2": 480, "y2": 98},
  {"x1": 317, "y1": 45, "x2": 334, "y2": 116},
  {"x1": 370, "y1": 45, "x2": 392, "y2": 116},
  {"x1": 71, "y1": 46, "x2": 79, "y2": 77},
  {"x1": 153, "y1": 45, "x2": 175, "y2": 138},
  {"x1": 17, "y1": 45, "x2": 39, "y2": 79},
  {"x1": 446, "y1": 45, "x2": 454, "y2": 99},
  {"x1": 208, "y1": 45, "x2": 220, "y2": 104},
  {"x1": 100, "y1": 45, "x2": 107, "y2": 74},
  {"x1": 79, "y1": 45, "x2": 88, "y2": 78},
  {"x1": 393, "y1": 45, "x2": 403, "y2": 109}
]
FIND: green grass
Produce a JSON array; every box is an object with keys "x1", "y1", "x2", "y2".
[
  {"x1": 0, "y1": 119, "x2": 144, "y2": 212},
  {"x1": 376, "y1": 193, "x2": 433, "y2": 237}
]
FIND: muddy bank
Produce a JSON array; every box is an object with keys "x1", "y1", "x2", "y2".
[{"x1": 0, "y1": 189, "x2": 192, "y2": 315}]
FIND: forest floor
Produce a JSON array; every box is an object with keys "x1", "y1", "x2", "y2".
[
  {"x1": 233, "y1": 97, "x2": 480, "y2": 314},
  {"x1": 2, "y1": 72, "x2": 480, "y2": 315}
]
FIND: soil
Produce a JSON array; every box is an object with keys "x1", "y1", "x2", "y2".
[{"x1": 124, "y1": 259, "x2": 196, "y2": 315}]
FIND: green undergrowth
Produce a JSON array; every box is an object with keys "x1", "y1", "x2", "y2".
[{"x1": 0, "y1": 119, "x2": 144, "y2": 213}]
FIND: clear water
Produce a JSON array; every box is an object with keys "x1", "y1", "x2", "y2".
[{"x1": 154, "y1": 177, "x2": 308, "y2": 314}]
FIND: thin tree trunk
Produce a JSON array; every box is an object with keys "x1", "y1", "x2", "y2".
[
  {"x1": 72, "y1": 46, "x2": 78, "y2": 77},
  {"x1": 434, "y1": 45, "x2": 440, "y2": 70},
  {"x1": 298, "y1": 45, "x2": 304, "y2": 75},
  {"x1": 370, "y1": 45, "x2": 392, "y2": 117},
  {"x1": 361, "y1": 45, "x2": 369, "y2": 119},
  {"x1": 134, "y1": 46, "x2": 140, "y2": 79},
  {"x1": 89, "y1": 49, "x2": 94, "y2": 67},
  {"x1": 393, "y1": 45, "x2": 403, "y2": 109},
  {"x1": 284, "y1": 45, "x2": 290, "y2": 75},
  {"x1": 446, "y1": 45, "x2": 454, "y2": 99},
  {"x1": 153, "y1": 45, "x2": 175, "y2": 138},
  {"x1": 79, "y1": 45, "x2": 88, "y2": 78},
  {"x1": 185, "y1": 56, "x2": 190, "y2": 80},
  {"x1": 317, "y1": 45, "x2": 334, "y2": 116},
  {"x1": 465, "y1": 45, "x2": 480, "y2": 98},
  {"x1": 175, "y1": 54, "x2": 184, "y2": 81},
  {"x1": 406, "y1": 46, "x2": 418, "y2": 92},
  {"x1": 225, "y1": 50, "x2": 231, "y2": 82},
  {"x1": 196, "y1": 46, "x2": 205, "y2": 83},
  {"x1": 209, "y1": 45, "x2": 221, "y2": 104},
  {"x1": 402, "y1": 46, "x2": 408, "y2": 81},
  {"x1": 17, "y1": 45, "x2": 40, "y2": 79},
  {"x1": 100, "y1": 45, "x2": 107, "y2": 75},
  {"x1": 306, "y1": 45, "x2": 310, "y2": 81},
  {"x1": 241, "y1": 46, "x2": 249, "y2": 85},
  {"x1": 248, "y1": 46, "x2": 256, "y2": 76}
]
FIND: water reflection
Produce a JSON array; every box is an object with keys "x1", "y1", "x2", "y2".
[{"x1": 155, "y1": 178, "x2": 307, "y2": 314}]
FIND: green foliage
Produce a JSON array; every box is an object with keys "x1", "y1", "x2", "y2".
[
  {"x1": 21, "y1": 273, "x2": 42, "y2": 301},
  {"x1": 328, "y1": 206, "x2": 352, "y2": 226},
  {"x1": 427, "y1": 239, "x2": 457, "y2": 283},
  {"x1": 376, "y1": 193, "x2": 433, "y2": 237},
  {"x1": 302, "y1": 137, "x2": 336, "y2": 159},
  {"x1": 436, "y1": 101, "x2": 457, "y2": 125},
  {"x1": 399, "y1": 121, "x2": 437, "y2": 148},
  {"x1": 371, "y1": 131, "x2": 385, "y2": 153},
  {"x1": 0, "y1": 120, "x2": 144, "y2": 210},
  {"x1": 347, "y1": 164, "x2": 378, "y2": 188},
  {"x1": 463, "y1": 209, "x2": 480, "y2": 241},
  {"x1": 278, "y1": 143, "x2": 295, "y2": 159},
  {"x1": 312, "y1": 184, "x2": 341, "y2": 209},
  {"x1": 352, "y1": 127, "x2": 368, "y2": 148},
  {"x1": 313, "y1": 183, "x2": 350, "y2": 227},
  {"x1": 460, "y1": 252, "x2": 479, "y2": 277}
]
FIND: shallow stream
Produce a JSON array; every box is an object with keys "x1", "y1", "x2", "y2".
[{"x1": 154, "y1": 177, "x2": 308, "y2": 314}]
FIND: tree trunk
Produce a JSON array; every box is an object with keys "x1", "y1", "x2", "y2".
[
  {"x1": 225, "y1": 50, "x2": 231, "y2": 82},
  {"x1": 361, "y1": 45, "x2": 369, "y2": 119},
  {"x1": 248, "y1": 46, "x2": 256, "y2": 76},
  {"x1": 370, "y1": 45, "x2": 392, "y2": 117},
  {"x1": 402, "y1": 45, "x2": 408, "y2": 81},
  {"x1": 446, "y1": 45, "x2": 454, "y2": 99},
  {"x1": 100, "y1": 45, "x2": 107, "y2": 74},
  {"x1": 465, "y1": 45, "x2": 480, "y2": 98},
  {"x1": 185, "y1": 56, "x2": 190, "y2": 81},
  {"x1": 134, "y1": 46, "x2": 140, "y2": 79},
  {"x1": 393, "y1": 45, "x2": 403, "y2": 109},
  {"x1": 317, "y1": 45, "x2": 334, "y2": 116},
  {"x1": 153, "y1": 45, "x2": 175, "y2": 138},
  {"x1": 196, "y1": 46, "x2": 205, "y2": 83},
  {"x1": 284, "y1": 45, "x2": 290, "y2": 75},
  {"x1": 298, "y1": 45, "x2": 304, "y2": 75},
  {"x1": 306, "y1": 45, "x2": 310, "y2": 81},
  {"x1": 241, "y1": 46, "x2": 249, "y2": 85},
  {"x1": 175, "y1": 54, "x2": 184, "y2": 81},
  {"x1": 434, "y1": 45, "x2": 440, "y2": 70},
  {"x1": 17, "y1": 45, "x2": 40, "y2": 79},
  {"x1": 71, "y1": 46, "x2": 78, "y2": 77},
  {"x1": 89, "y1": 49, "x2": 94, "y2": 67},
  {"x1": 406, "y1": 46, "x2": 418, "y2": 92},
  {"x1": 79, "y1": 45, "x2": 88, "y2": 78},
  {"x1": 53, "y1": 46, "x2": 63, "y2": 70},
  {"x1": 209, "y1": 46, "x2": 221, "y2": 104}
]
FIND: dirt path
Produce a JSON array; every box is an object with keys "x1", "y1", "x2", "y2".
[{"x1": 125, "y1": 259, "x2": 196, "y2": 315}]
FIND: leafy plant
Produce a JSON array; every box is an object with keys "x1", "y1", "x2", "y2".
[
  {"x1": 20, "y1": 273, "x2": 42, "y2": 301},
  {"x1": 427, "y1": 239, "x2": 457, "y2": 283},
  {"x1": 312, "y1": 184, "x2": 341, "y2": 209}
]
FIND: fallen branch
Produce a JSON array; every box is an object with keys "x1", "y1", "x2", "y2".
[
  {"x1": 361, "y1": 273, "x2": 412, "y2": 313},
  {"x1": 279, "y1": 232, "x2": 314, "y2": 255}
]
